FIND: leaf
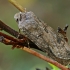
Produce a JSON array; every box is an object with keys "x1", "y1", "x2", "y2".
[{"x1": 49, "y1": 63, "x2": 60, "y2": 70}]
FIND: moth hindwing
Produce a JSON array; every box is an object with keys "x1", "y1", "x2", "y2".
[{"x1": 14, "y1": 11, "x2": 70, "y2": 60}]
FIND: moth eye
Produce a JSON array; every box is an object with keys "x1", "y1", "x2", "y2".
[{"x1": 16, "y1": 18, "x2": 19, "y2": 22}]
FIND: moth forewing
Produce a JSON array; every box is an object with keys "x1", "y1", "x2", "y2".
[{"x1": 14, "y1": 11, "x2": 70, "y2": 60}]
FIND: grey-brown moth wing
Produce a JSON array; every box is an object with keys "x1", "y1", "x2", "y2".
[{"x1": 14, "y1": 11, "x2": 70, "y2": 59}]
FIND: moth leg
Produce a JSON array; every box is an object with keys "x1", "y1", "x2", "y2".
[
  {"x1": 17, "y1": 29, "x2": 21, "y2": 39},
  {"x1": 17, "y1": 29, "x2": 30, "y2": 48},
  {"x1": 27, "y1": 39, "x2": 30, "y2": 48}
]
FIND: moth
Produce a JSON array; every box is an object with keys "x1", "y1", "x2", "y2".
[{"x1": 14, "y1": 11, "x2": 70, "y2": 63}]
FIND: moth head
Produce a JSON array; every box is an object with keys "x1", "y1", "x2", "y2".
[
  {"x1": 14, "y1": 11, "x2": 35, "y2": 29},
  {"x1": 14, "y1": 12, "x2": 24, "y2": 23}
]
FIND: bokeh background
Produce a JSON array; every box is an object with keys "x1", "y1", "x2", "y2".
[{"x1": 0, "y1": 0, "x2": 70, "y2": 70}]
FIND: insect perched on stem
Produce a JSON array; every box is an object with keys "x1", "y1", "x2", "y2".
[{"x1": 14, "y1": 10, "x2": 70, "y2": 65}]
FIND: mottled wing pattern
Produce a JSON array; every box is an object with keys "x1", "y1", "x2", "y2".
[{"x1": 14, "y1": 11, "x2": 70, "y2": 59}]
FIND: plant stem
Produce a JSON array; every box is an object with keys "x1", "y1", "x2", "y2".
[{"x1": 9, "y1": 0, "x2": 25, "y2": 12}]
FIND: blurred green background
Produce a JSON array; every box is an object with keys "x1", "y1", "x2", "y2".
[{"x1": 0, "y1": 0, "x2": 70, "y2": 70}]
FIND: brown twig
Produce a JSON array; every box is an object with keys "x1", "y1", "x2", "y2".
[
  {"x1": 20, "y1": 47, "x2": 69, "y2": 70},
  {"x1": 0, "y1": 32, "x2": 28, "y2": 47}
]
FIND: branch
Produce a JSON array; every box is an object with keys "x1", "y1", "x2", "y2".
[{"x1": 21, "y1": 47, "x2": 68, "y2": 70}]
